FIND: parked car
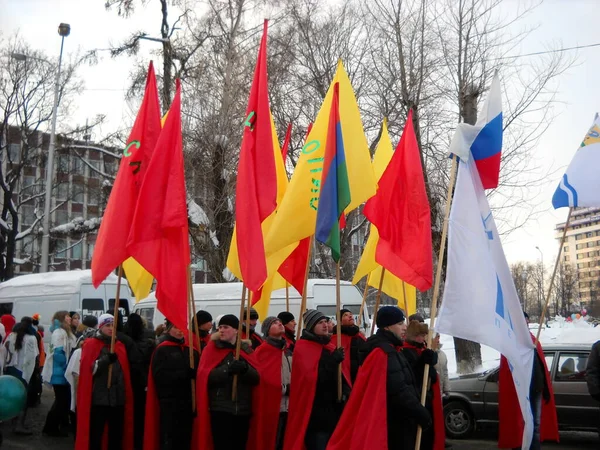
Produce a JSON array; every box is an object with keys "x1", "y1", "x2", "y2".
[{"x1": 444, "y1": 343, "x2": 600, "y2": 439}]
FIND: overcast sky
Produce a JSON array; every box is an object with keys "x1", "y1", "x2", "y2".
[{"x1": 2, "y1": 0, "x2": 599, "y2": 269}]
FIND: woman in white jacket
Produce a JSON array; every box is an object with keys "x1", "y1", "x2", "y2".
[
  {"x1": 3, "y1": 316, "x2": 39, "y2": 434},
  {"x1": 42, "y1": 310, "x2": 76, "y2": 437}
]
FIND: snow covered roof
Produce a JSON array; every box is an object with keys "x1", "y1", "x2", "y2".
[
  {"x1": 0, "y1": 270, "x2": 120, "y2": 297},
  {"x1": 140, "y1": 279, "x2": 355, "y2": 302}
]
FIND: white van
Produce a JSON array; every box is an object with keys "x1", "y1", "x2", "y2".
[
  {"x1": 133, "y1": 279, "x2": 369, "y2": 331},
  {"x1": 0, "y1": 270, "x2": 133, "y2": 345}
]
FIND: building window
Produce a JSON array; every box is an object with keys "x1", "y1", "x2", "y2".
[
  {"x1": 73, "y1": 156, "x2": 84, "y2": 174},
  {"x1": 89, "y1": 160, "x2": 102, "y2": 178},
  {"x1": 8, "y1": 143, "x2": 20, "y2": 162},
  {"x1": 56, "y1": 208, "x2": 68, "y2": 226},
  {"x1": 87, "y1": 187, "x2": 99, "y2": 206},
  {"x1": 564, "y1": 246, "x2": 569, "y2": 252},
  {"x1": 577, "y1": 254, "x2": 584, "y2": 260},
  {"x1": 56, "y1": 183, "x2": 68, "y2": 201},
  {"x1": 58, "y1": 154, "x2": 70, "y2": 173},
  {"x1": 87, "y1": 241, "x2": 95, "y2": 260},
  {"x1": 54, "y1": 239, "x2": 67, "y2": 259},
  {"x1": 576, "y1": 235, "x2": 583, "y2": 241},
  {"x1": 73, "y1": 186, "x2": 84, "y2": 204},
  {"x1": 20, "y1": 204, "x2": 36, "y2": 227},
  {"x1": 71, "y1": 241, "x2": 82, "y2": 259},
  {"x1": 587, "y1": 232, "x2": 593, "y2": 238},
  {"x1": 563, "y1": 255, "x2": 570, "y2": 262},
  {"x1": 22, "y1": 175, "x2": 36, "y2": 193}
]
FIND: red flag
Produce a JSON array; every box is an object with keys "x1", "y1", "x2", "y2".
[
  {"x1": 126, "y1": 80, "x2": 189, "y2": 331},
  {"x1": 234, "y1": 20, "x2": 277, "y2": 292},
  {"x1": 363, "y1": 110, "x2": 433, "y2": 291},
  {"x1": 281, "y1": 123, "x2": 292, "y2": 163},
  {"x1": 92, "y1": 62, "x2": 161, "y2": 287}
]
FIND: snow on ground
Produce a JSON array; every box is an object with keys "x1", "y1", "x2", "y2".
[{"x1": 437, "y1": 316, "x2": 600, "y2": 378}]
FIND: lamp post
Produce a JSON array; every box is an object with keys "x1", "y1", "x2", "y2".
[
  {"x1": 535, "y1": 246, "x2": 544, "y2": 319},
  {"x1": 40, "y1": 23, "x2": 70, "y2": 272}
]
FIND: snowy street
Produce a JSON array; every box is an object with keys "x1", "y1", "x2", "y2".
[{"x1": 448, "y1": 429, "x2": 599, "y2": 449}]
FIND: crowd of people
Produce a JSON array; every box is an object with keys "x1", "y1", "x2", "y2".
[{"x1": 0, "y1": 306, "x2": 453, "y2": 450}]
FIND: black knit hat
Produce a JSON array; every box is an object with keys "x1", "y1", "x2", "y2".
[
  {"x1": 82, "y1": 315, "x2": 98, "y2": 328},
  {"x1": 340, "y1": 309, "x2": 352, "y2": 317},
  {"x1": 243, "y1": 307, "x2": 259, "y2": 321},
  {"x1": 277, "y1": 311, "x2": 295, "y2": 325},
  {"x1": 218, "y1": 314, "x2": 239, "y2": 329},
  {"x1": 376, "y1": 306, "x2": 405, "y2": 329},
  {"x1": 303, "y1": 309, "x2": 327, "y2": 332},
  {"x1": 196, "y1": 310, "x2": 213, "y2": 326}
]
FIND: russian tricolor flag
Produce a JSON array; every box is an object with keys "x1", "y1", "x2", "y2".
[{"x1": 449, "y1": 73, "x2": 503, "y2": 189}]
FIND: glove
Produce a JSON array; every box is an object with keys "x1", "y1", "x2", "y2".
[
  {"x1": 228, "y1": 359, "x2": 248, "y2": 375},
  {"x1": 284, "y1": 384, "x2": 291, "y2": 396},
  {"x1": 189, "y1": 368, "x2": 197, "y2": 380},
  {"x1": 107, "y1": 353, "x2": 118, "y2": 363},
  {"x1": 421, "y1": 349, "x2": 437, "y2": 366},
  {"x1": 332, "y1": 348, "x2": 345, "y2": 364}
]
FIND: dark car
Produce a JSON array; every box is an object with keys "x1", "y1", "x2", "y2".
[{"x1": 444, "y1": 343, "x2": 600, "y2": 439}]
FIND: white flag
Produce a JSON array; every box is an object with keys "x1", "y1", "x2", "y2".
[{"x1": 436, "y1": 157, "x2": 535, "y2": 450}]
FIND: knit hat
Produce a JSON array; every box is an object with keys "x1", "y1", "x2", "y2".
[
  {"x1": 261, "y1": 316, "x2": 280, "y2": 337},
  {"x1": 219, "y1": 314, "x2": 240, "y2": 329},
  {"x1": 82, "y1": 315, "x2": 98, "y2": 328},
  {"x1": 98, "y1": 314, "x2": 114, "y2": 329},
  {"x1": 340, "y1": 308, "x2": 352, "y2": 318},
  {"x1": 406, "y1": 320, "x2": 429, "y2": 340},
  {"x1": 277, "y1": 311, "x2": 295, "y2": 325},
  {"x1": 408, "y1": 313, "x2": 425, "y2": 323},
  {"x1": 303, "y1": 309, "x2": 327, "y2": 332},
  {"x1": 243, "y1": 308, "x2": 259, "y2": 321},
  {"x1": 196, "y1": 310, "x2": 213, "y2": 326},
  {"x1": 376, "y1": 306, "x2": 405, "y2": 329}
]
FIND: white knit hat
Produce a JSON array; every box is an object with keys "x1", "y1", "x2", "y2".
[{"x1": 98, "y1": 313, "x2": 114, "y2": 329}]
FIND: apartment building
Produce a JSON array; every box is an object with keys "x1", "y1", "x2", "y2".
[{"x1": 556, "y1": 206, "x2": 600, "y2": 309}]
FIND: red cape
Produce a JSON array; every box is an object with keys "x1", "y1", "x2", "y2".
[
  {"x1": 283, "y1": 338, "x2": 350, "y2": 450},
  {"x1": 283, "y1": 332, "x2": 295, "y2": 352},
  {"x1": 498, "y1": 335, "x2": 559, "y2": 448},
  {"x1": 326, "y1": 347, "x2": 388, "y2": 449},
  {"x1": 75, "y1": 337, "x2": 134, "y2": 450},
  {"x1": 143, "y1": 340, "x2": 181, "y2": 450},
  {"x1": 192, "y1": 340, "x2": 258, "y2": 450},
  {"x1": 332, "y1": 331, "x2": 365, "y2": 383},
  {"x1": 248, "y1": 341, "x2": 286, "y2": 450},
  {"x1": 402, "y1": 342, "x2": 445, "y2": 450},
  {"x1": 242, "y1": 329, "x2": 264, "y2": 347}
]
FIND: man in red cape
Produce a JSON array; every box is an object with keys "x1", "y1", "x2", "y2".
[
  {"x1": 75, "y1": 314, "x2": 134, "y2": 450},
  {"x1": 242, "y1": 307, "x2": 264, "y2": 349},
  {"x1": 401, "y1": 321, "x2": 445, "y2": 450},
  {"x1": 331, "y1": 309, "x2": 366, "y2": 383},
  {"x1": 193, "y1": 310, "x2": 213, "y2": 351},
  {"x1": 498, "y1": 314, "x2": 558, "y2": 449},
  {"x1": 283, "y1": 309, "x2": 350, "y2": 450},
  {"x1": 193, "y1": 314, "x2": 260, "y2": 450},
  {"x1": 248, "y1": 316, "x2": 292, "y2": 450},
  {"x1": 278, "y1": 312, "x2": 297, "y2": 353},
  {"x1": 327, "y1": 306, "x2": 431, "y2": 450},
  {"x1": 143, "y1": 320, "x2": 199, "y2": 450}
]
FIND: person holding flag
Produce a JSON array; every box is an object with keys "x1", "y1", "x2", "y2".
[
  {"x1": 331, "y1": 309, "x2": 365, "y2": 383},
  {"x1": 327, "y1": 306, "x2": 432, "y2": 450},
  {"x1": 241, "y1": 307, "x2": 264, "y2": 350},
  {"x1": 278, "y1": 312, "x2": 297, "y2": 353}
]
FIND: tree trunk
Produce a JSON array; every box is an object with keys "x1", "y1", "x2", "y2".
[{"x1": 453, "y1": 83, "x2": 483, "y2": 374}]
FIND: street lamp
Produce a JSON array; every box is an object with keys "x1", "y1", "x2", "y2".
[{"x1": 41, "y1": 23, "x2": 70, "y2": 272}]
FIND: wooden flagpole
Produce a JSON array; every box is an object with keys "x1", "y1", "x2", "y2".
[
  {"x1": 232, "y1": 285, "x2": 247, "y2": 401},
  {"x1": 246, "y1": 291, "x2": 252, "y2": 339},
  {"x1": 370, "y1": 268, "x2": 386, "y2": 336},
  {"x1": 357, "y1": 281, "x2": 369, "y2": 328},
  {"x1": 188, "y1": 266, "x2": 202, "y2": 356},
  {"x1": 402, "y1": 280, "x2": 409, "y2": 317},
  {"x1": 285, "y1": 284, "x2": 290, "y2": 311},
  {"x1": 297, "y1": 236, "x2": 314, "y2": 335},
  {"x1": 336, "y1": 262, "x2": 343, "y2": 401},
  {"x1": 415, "y1": 156, "x2": 458, "y2": 450},
  {"x1": 187, "y1": 271, "x2": 196, "y2": 412},
  {"x1": 535, "y1": 207, "x2": 573, "y2": 344},
  {"x1": 107, "y1": 264, "x2": 123, "y2": 389}
]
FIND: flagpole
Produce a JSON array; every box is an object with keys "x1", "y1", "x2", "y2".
[
  {"x1": 415, "y1": 155, "x2": 458, "y2": 450},
  {"x1": 186, "y1": 270, "x2": 196, "y2": 412},
  {"x1": 402, "y1": 280, "x2": 409, "y2": 316},
  {"x1": 535, "y1": 207, "x2": 573, "y2": 344},
  {"x1": 232, "y1": 285, "x2": 247, "y2": 401},
  {"x1": 297, "y1": 236, "x2": 314, "y2": 335},
  {"x1": 107, "y1": 264, "x2": 123, "y2": 389},
  {"x1": 246, "y1": 291, "x2": 252, "y2": 339},
  {"x1": 357, "y1": 281, "x2": 369, "y2": 328},
  {"x1": 370, "y1": 268, "x2": 386, "y2": 336},
  {"x1": 336, "y1": 262, "x2": 343, "y2": 401},
  {"x1": 187, "y1": 265, "x2": 202, "y2": 355},
  {"x1": 285, "y1": 285, "x2": 290, "y2": 311}
]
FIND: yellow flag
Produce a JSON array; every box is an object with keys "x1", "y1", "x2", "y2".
[
  {"x1": 252, "y1": 272, "x2": 288, "y2": 320},
  {"x1": 353, "y1": 119, "x2": 417, "y2": 316},
  {"x1": 264, "y1": 61, "x2": 376, "y2": 269},
  {"x1": 368, "y1": 267, "x2": 417, "y2": 316},
  {"x1": 123, "y1": 257, "x2": 154, "y2": 302}
]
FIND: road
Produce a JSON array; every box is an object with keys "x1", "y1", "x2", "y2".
[{"x1": 1, "y1": 387, "x2": 598, "y2": 449}]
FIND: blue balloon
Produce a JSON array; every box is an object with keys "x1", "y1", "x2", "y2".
[
  {"x1": 571, "y1": 313, "x2": 577, "y2": 320},
  {"x1": 0, "y1": 375, "x2": 27, "y2": 420}
]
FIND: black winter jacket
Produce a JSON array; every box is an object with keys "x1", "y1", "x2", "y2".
[
  {"x1": 337, "y1": 325, "x2": 365, "y2": 383},
  {"x1": 117, "y1": 331, "x2": 144, "y2": 388},
  {"x1": 131, "y1": 331, "x2": 156, "y2": 389},
  {"x1": 91, "y1": 333, "x2": 127, "y2": 407},
  {"x1": 301, "y1": 330, "x2": 351, "y2": 434},
  {"x1": 359, "y1": 330, "x2": 431, "y2": 449},
  {"x1": 586, "y1": 340, "x2": 600, "y2": 401},
  {"x1": 152, "y1": 335, "x2": 199, "y2": 413},
  {"x1": 207, "y1": 339, "x2": 260, "y2": 416}
]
